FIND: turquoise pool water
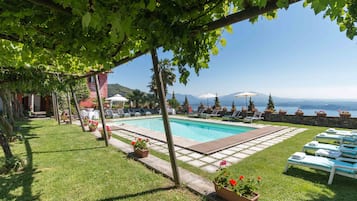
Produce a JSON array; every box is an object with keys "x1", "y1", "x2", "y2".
[{"x1": 115, "y1": 118, "x2": 255, "y2": 142}]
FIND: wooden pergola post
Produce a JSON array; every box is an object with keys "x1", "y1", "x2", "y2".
[
  {"x1": 66, "y1": 92, "x2": 72, "y2": 124},
  {"x1": 51, "y1": 92, "x2": 57, "y2": 120},
  {"x1": 151, "y1": 49, "x2": 180, "y2": 186},
  {"x1": 53, "y1": 92, "x2": 60, "y2": 125},
  {"x1": 94, "y1": 74, "x2": 108, "y2": 147},
  {"x1": 70, "y1": 86, "x2": 85, "y2": 132}
]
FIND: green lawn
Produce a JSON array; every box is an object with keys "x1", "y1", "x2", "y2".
[
  {"x1": 0, "y1": 119, "x2": 202, "y2": 201},
  {"x1": 2, "y1": 119, "x2": 357, "y2": 201}
]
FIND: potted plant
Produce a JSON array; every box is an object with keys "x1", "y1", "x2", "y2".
[
  {"x1": 88, "y1": 120, "x2": 98, "y2": 132},
  {"x1": 213, "y1": 160, "x2": 261, "y2": 201},
  {"x1": 99, "y1": 125, "x2": 112, "y2": 139},
  {"x1": 295, "y1": 109, "x2": 304, "y2": 116},
  {"x1": 339, "y1": 110, "x2": 351, "y2": 118},
  {"x1": 278, "y1": 109, "x2": 287, "y2": 115},
  {"x1": 131, "y1": 138, "x2": 150, "y2": 158},
  {"x1": 315, "y1": 110, "x2": 327, "y2": 117},
  {"x1": 264, "y1": 109, "x2": 273, "y2": 115},
  {"x1": 83, "y1": 117, "x2": 89, "y2": 126}
]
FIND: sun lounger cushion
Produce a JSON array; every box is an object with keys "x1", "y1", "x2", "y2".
[
  {"x1": 308, "y1": 141, "x2": 319, "y2": 146},
  {"x1": 291, "y1": 152, "x2": 306, "y2": 160},
  {"x1": 326, "y1": 128, "x2": 337, "y2": 134},
  {"x1": 315, "y1": 149, "x2": 342, "y2": 158}
]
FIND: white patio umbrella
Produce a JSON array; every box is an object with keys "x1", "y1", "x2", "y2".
[
  {"x1": 106, "y1": 94, "x2": 128, "y2": 108},
  {"x1": 199, "y1": 93, "x2": 216, "y2": 107},
  {"x1": 234, "y1": 92, "x2": 257, "y2": 108}
]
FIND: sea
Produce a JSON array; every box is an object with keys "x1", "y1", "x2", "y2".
[{"x1": 190, "y1": 104, "x2": 357, "y2": 117}]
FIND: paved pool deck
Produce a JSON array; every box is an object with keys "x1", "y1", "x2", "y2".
[{"x1": 80, "y1": 116, "x2": 306, "y2": 199}]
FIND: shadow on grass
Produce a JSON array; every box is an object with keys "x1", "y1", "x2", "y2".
[
  {"x1": 97, "y1": 186, "x2": 177, "y2": 201},
  {"x1": 0, "y1": 122, "x2": 41, "y2": 200},
  {"x1": 284, "y1": 167, "x2": 357, "y2": 201},
  {"x1": 32, "y1": 146, "x2": 106, "y2": 154}
]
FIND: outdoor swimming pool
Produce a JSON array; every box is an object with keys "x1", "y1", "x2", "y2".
[{"x1": 115, "y1": 118, "x2": 255, "y2": 142}]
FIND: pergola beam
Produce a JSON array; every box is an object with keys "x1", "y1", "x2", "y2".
[{"x1": 203, "y1": 0, "x2": 301, "y2": 32}]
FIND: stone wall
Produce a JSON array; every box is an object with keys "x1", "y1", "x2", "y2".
[{"x1": 264, "y1": 113, "x2": 357, "y2": 129}]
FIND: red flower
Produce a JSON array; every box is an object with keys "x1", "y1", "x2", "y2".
[
  {"x1": 229, "y1": 179, "x2": 237, "y2": 186},
  {"x1": 106, "y1": 125, "x2": 111, "y2": 131},
  {"x1": 131, "y1": 141, "x2": 136, "y2": 146},
  {"x1": 239, "y1": 175, "x2": 244, "y2": 181},
  {"x1": 220, "y1": 160, "x2": 227, "y2": 167},
  {"x1": 257, "y1": 176, "x2": 262, "y2": 181}
]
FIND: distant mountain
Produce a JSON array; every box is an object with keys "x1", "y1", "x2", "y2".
[
  {"x1": 107, "y1": 84, "x2": 134, "y2": 97},
  {"x1": 108, "y1": 84, "x2": 357, "y2": 110}
]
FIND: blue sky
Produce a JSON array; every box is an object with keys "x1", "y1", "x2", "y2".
[{"x1": 108, "y1": 2, "x2": 357, "y2": 100}]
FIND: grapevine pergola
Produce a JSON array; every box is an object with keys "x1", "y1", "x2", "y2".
[{"x1": 0, "y1": 0, "x2": 356, "y2": 185}]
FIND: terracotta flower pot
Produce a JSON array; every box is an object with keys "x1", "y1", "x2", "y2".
[
  {"x1": 340, "y1": 113, "x2": 351, "y2": 118},
  {"x1": 134, "y1": 149, "x2": 149, "y2": 158},
  {"x1": 214, "y1": 183, "x2": 259, "y2": 201},
  {"x1": 279, "y1": 111, "x2": 287, "y2": 115},
  {"x1": 89, "y1": 126, "x2": 97, "y2": 132},
  {"x1": 295, "y1": 112, "x2": 304, "y2": 116},
  {"x1": 317, "y1": 113, "x2": 327, "y2": 117},
  {"x1": 100, "y1": 130, "x2": 112, "y2": 139}
]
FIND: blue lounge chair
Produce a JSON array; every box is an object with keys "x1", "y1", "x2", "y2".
[
  {"x1": 285, "y1": 152, "x2": 357, "y2": 184},
  {"x1": 303, "y1": 141, "x2": 340, "y2": 154},
  {"x1": 303, "y1": 141, "x2": 357, "y2": 158},
  {"x1": 315, "y1": 133, "x2": 357, "y2": 144},
  {"x1": 105, "y1": 109, "x2": 120, "y2": 118},
  {"x1": 324, "y1": 128, "x2": 353, "y2": 135}
]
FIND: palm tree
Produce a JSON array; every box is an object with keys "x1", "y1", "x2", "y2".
[
  {"x1": 128, "y1": 89, "x2": 145, "y2": 108},
  {"x1": 144, "y1": 93, "x2": 158, "y2": 109},
  {"x1": 148, "y1": 59, "x2": 176, "y2": 98}
]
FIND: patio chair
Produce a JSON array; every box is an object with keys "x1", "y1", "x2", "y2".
[
  {"x1": 243, "y1": 111, "x2": 263, "y2": 123},
  {"x1": 284, "y1": 152, "x2": 357, "y2": 184},
  {"x1": 325, "y1": 128, "x2": 354, "y2": 135},
  {"x1": 315, "y1": 133, "x2": 357, "y2": 145},
  {"x1": 222, "y1": 110, "x2": 242, "y2": 121},
  {"x1": 105, "y1": 109, "x2": 120, "y2": 118},
  {"x1": 209, "y1": 109, "x2": 222, "y2": 117},
  {"x1": 303, "y1": 141, "x2": 357, "y2": 158},
  {"x1": 188, "y1": 108, "x2": 206, "y2": 118},
  {"x1": 303, "y1": 141, "x2": 340, "y2": 154}
]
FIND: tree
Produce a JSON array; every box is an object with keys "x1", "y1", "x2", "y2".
[
  {"x1": 231, "y1": 101, "x2": 236, "y2": 112},
  {"x1": 168, "y1": 91, "x2": 180, "y2": 109},
  {"x1": 214, "y1": 95, "x2": 221, "y2": 109},
  {"x1": 144, "y1": 93, "x2": 158, "y2": 109},
  {"x1": 128, "y1": 89, "x2": 145, "y2": 108},
  {"x1": 248, "y1": 97, "x2": 256, "y2": 112},
  {"x1": 182, "y1": 96, "x2": 190, "y2": 113},
  {"x1": 266, "y1": 94, "x2": 275, "y2": 111},
  {"x1": 148, "y1": 59, "x2": 176, "y2": 98}
]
